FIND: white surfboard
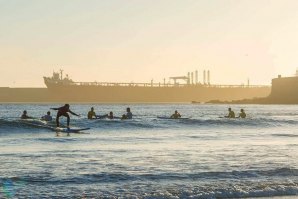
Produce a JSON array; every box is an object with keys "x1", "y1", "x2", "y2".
[
  {"x1": 157, "y1": 116, "x2": 190, "y2": 120},
  {"x1": 54, "y1": 127, "x2": 91, "y2": 134}
]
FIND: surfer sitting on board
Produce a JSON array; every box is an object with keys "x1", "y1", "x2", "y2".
[
  {"x1": 51, "y1": 104, "x2": 80, "y2": 128},
  {"x1": 41, "y1": 111, "x2": 53, "y2": 121},
  {"x1": 126, "y1": 107, "x2": 133, "y2": 119},
  {"x1": 21, "y1": 110, "x2": 33, "y2": 119},
  {"x1": 170, "y1": 110, "x2": 181, "y2": 119},
  {"x1": 238, "y1": 109, "x2": 246, "y2": 118},
  {"x1": 87, "y1": 107, "x2": 98, "y2": 119},
  {"x1": 108, "y1": 111, "x2": 114, "y2": 119},
  {"x1": 225, "y1": 108, "x2": 235, "y2": 118}
]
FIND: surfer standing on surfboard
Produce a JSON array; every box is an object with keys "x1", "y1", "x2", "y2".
[{"x1": 51, "y1": 104, "x2": 80, "y2": 128}]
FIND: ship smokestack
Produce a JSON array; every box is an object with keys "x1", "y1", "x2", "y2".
[
  {"x1": 195, "y1": 70, "x2": 198, "y2": 84},
  {"x1": 60, "y1": 69, "x2": 63, "y2": 80},
  {"x1": 187, "y1": 72, "x2": 190, "y2": 85},
  {"x1": 203, "y1": 70, "x2": 206, "y2": 84},
  {"x1": 191, "y1": 72, "x2": 194, "y2": 85},
  {"x1": 207, "y1": 70, "x2": 210, "y2": 85}
]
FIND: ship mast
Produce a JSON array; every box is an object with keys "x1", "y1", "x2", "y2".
[{"x1": 60, "y1": 69, "x2": 63, "y2": 80}]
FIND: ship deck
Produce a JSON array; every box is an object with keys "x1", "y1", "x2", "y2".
[{"x1": 51, "y1": 81, "x2": 269, "y2": 88}]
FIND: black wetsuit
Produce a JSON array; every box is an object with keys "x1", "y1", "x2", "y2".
[{"x1": 53, "y1": 106, "x2": 78, "y2": 127}]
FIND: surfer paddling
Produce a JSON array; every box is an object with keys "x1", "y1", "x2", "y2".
[{"x1": 51, "y1": 104, "x2": 80, "y2": 128}]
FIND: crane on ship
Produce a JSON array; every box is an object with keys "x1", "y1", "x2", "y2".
[{"x1": 169, "y1": 76, "x2": 189, "y2": 85}]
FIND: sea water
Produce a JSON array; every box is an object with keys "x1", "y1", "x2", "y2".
[{"x1": 0, "y1": 104, "x2": 297, "y2": 198}]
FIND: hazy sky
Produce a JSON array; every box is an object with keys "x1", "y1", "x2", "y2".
[{"x1": 0, "y1": 0, "x2": 298, "y2": 87}]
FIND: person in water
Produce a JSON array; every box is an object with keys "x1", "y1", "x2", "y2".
[
  {"x1": 51, "y1": 104, "x2": 80, "y2": 128},
  {"x1": 41, "y1": 111, "x2": 53, "y2": 121},
  {"x1": 87, "y1": 107, "x2": 97, "y2": 119},
  {"x1": 126, "y1": 107, "x2": 133, "y2": 119},
  {"x1": 238, "y1": 109, "x2": 246, "y2": 118},
  {"x1": 170, "y1": 110, "x2": 181, "y2": 119},
  {"x1": 225, "y1": 108, "x2": 235, "y2": 118},
  {"x1": 21, "y1": 110, "x2": 33, "y2": 119},
  {"x1": 107, "y1": 111, "x2": 114, "y2": 119}
]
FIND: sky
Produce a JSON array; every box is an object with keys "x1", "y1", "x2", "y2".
[{"x1": 0, "y1": 0, "x2": 298, "y2": 87}]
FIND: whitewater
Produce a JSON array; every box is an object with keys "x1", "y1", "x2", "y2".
[{"x1": 0, "y1": 104, "x2": 297, "y2": 198}]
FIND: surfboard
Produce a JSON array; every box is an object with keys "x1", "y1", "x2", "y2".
[
  {"x1": 96, "y1": 114, "x2": 108, "y2": 119},
  {"x1": 54, "y1": 127, "x2": 91, "y2": 134},
  {"x1": 20, "y1": 121, "x2": 90, "y2": 133},
  {"x1": 94, "y1": 116, "x2": 121, "y2": 120},
  {"x1": 157, "y1": 116, "x2": 190, "y2": 120}
]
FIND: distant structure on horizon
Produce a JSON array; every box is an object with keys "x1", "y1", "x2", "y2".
[
  {"x1": 209, "y1": 70, "x2": 298, "y2": 104},
  {"x1": 269, "y1": 71, "x2": 298, "y2": 103}
]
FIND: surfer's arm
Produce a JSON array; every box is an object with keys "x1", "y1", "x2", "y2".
[
  {"x1": 69, "y1": 110, "x2": 80, "y2": 117},
  {"x1": 50, "y1": 108, "x2": 59, "y2": 110},
  {"x1": 225, "y1": 113, "x2": 232, "y2": 118}
]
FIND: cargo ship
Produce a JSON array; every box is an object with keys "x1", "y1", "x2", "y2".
[{"x1": 41, "y1": 70, "x2": 271, "y2": 103}]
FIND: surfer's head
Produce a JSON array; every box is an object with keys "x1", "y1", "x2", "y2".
[
  {"x1": 23, "y1": 110, "x2": 27, "y2": 115},
  {"x1": 241, "y1": 109, "x2": 244, "y2": 112},
  {"x1": 47, "y1": 111, "x2": 51, "y2": 115},
  {"x1": 127, "y1": 107, "x2": 130, "y2": 112},
  {"x1": 175, "y1": 110, "x2": 178, "y2": 114},
  {"x1": 228, "y1": 108, "x2": 232, "y2": 111},
  {"x1": 65, "y1": 104, "x2": 70, "y2": 108},
  {"x1": 91, "y1": 107, "x2": 94, "y2": 111}
]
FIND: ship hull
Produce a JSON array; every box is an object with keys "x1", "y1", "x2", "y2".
[{"x1": 44, "y1": 84, "x2": 271, "y2": 103}]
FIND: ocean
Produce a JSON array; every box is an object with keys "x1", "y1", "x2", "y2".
[{"x1": 0, "y1": 104, "x2": 297, "y2": 198}]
